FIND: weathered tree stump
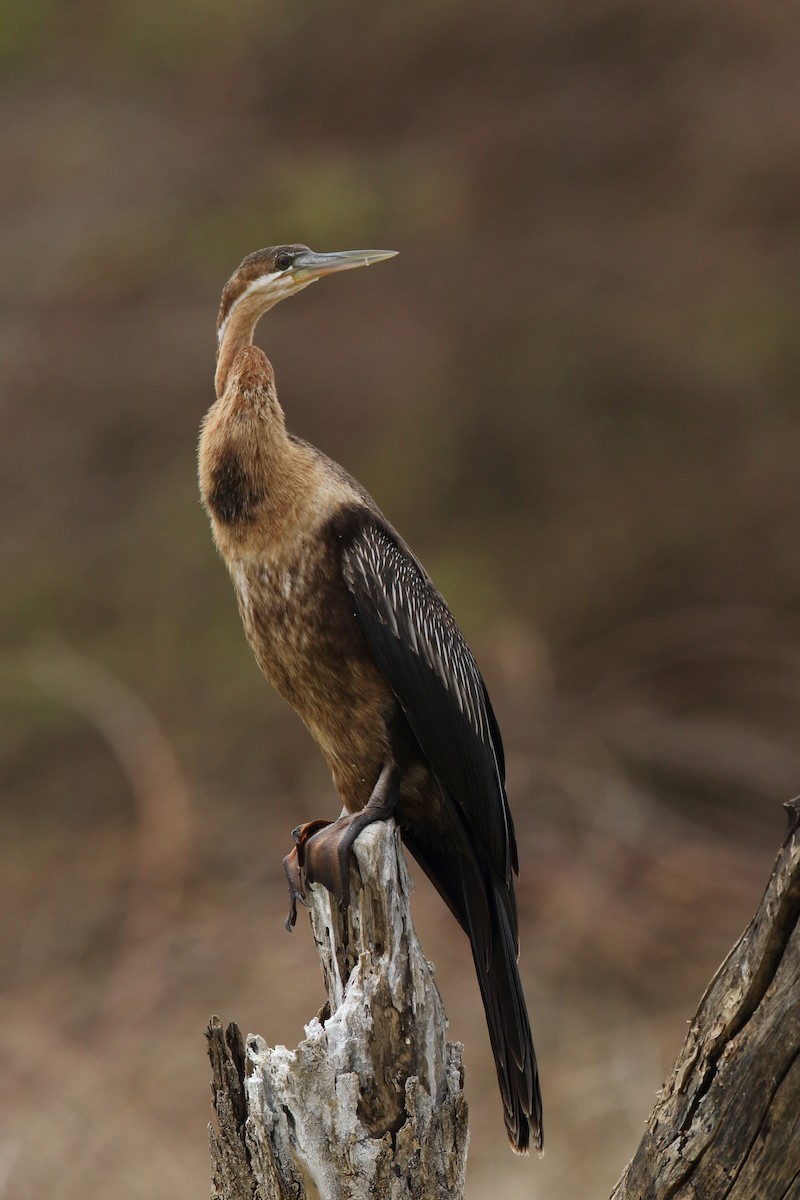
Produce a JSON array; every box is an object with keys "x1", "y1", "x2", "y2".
[
  {"x1": 207, "y1": 819, "x2": 468, "y2": 1200},
  {"x1": 209, "y1": 803, "x2": 800, "y2": 1198},
  {"x1": 612, "y1": 798, "x2": 800, "y2": 1199}
]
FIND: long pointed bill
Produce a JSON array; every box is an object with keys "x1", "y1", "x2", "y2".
[{"x1": 291, "y1": 248, "x2": 398, "y2": 284}]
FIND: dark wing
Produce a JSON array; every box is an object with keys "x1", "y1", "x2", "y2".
[
  {"x1": 341, "y1": 519, "x2": 518, "y2": 889},
  {"x1": 341, "y1": 517, "x2": 542, "y2": 1152}
]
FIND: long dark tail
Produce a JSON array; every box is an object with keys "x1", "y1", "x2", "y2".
[
  {"x1": 401, "y1": 813, "x2": 543, "y2": 1153},
  {"x1": 470, "y1": 877, "x2": 543, "y2": 1152}
]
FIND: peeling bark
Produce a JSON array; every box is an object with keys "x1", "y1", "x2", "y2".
[
  {"x1": 612, "y1": 799, "x2": 800, "y2": 1200},
  {"x1": 208, "y1": 803, "x2": 800, "y2": 1199},
  {"x1": 208, "y1": 820, "x2": 468, "y2": 1200}
]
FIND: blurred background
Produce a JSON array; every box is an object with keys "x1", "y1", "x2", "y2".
[{"x1": 2, "y1": 1, "x2": 799, "y2": 1196}]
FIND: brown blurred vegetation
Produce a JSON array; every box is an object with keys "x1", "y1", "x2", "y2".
[{"x1": 2, "y1": 2, "x2": 799, "y2": 1197}]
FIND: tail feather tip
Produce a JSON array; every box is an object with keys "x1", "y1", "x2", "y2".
[{"x1": 507, "y1": 1113, "x2": 543, "y2": 1157}]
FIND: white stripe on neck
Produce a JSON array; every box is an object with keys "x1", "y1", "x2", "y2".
[{"x1": 217, "y1": 271, "x2": 285, "y2": 348}]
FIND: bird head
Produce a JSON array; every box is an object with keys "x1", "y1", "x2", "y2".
[{"x1": 216, "y1": 244, "x2": 397, "y2": 349}]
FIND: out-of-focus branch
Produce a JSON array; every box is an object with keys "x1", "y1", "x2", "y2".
[
  {"x1": 25, "y1": 641, "x2": 193, "y2": 1038},
  {"x1": 611, "y1": 799, "x2": 800, "y2": 1200},
  {"x1": 208, "y1": 820, "x2": 468, "y2": 1200}
]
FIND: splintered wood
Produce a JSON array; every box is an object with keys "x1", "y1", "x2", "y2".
[
  {"x1": 612, "y1": 799, "x2": 800, "y2": 1200},
  {"x1": 209, "y1": 804, "x2": 800, "y2": 1198},
  {"x1": 208, "y1": 820, "x2": 468, "y2": 1200}
]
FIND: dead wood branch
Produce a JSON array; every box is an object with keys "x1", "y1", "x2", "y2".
[
  {"x1": 208, "y1": 820, "x2": 468, "y2": 1200},
  {"x1": 612, "y1": 798, "x2": 800, "y2": 1200}
]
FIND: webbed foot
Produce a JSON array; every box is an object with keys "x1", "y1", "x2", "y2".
[{"x1": 282, "y1": 763, "x2": 400, "y2": 925}]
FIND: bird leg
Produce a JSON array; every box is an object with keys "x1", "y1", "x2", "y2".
[{"x1": 283, "y1": 763, "x2": 399, "y2": 928}]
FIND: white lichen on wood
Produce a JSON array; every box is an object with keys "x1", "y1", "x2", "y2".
[{"x1": 208, "y1": 819, "x2": 468, "y2": 1200}]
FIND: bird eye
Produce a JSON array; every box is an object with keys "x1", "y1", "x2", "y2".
[{"x1": 275, "y1": 252, "x2": 293, "y2": 271}]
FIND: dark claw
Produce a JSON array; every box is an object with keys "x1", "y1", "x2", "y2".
[
  {"x1": 283, "y1": 767, "x2": 399, "y2": 922},
  {"x1": 282, "y1": 845, "x2": 308, "y2": 931},
  {"x1": 283, "y1": 815, "x2": 363, "y2": 915},
  {"x1": 283, "y1": 819, "x2": 334, "y2": 930}
]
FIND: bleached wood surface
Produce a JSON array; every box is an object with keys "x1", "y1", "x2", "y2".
[
  {"x1": 611, "y1": 798, "x2": 800, "y2": 1200},
  {"x1": 208, "y1": 802, "x2": 800, "y2": 1199},
  {"x1": 208, "y1": 819, "x2": 468, "y2": 1200}
]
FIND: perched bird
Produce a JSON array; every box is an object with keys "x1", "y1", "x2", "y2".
[{"x1": 198, "y1": 244, "x2": 543, "y2": 1153}]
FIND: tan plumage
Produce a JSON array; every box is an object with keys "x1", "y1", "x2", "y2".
[{"x1": 198, "y1": 244, "x2": 543, "y2": 1153}]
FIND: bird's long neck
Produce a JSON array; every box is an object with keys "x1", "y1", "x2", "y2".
[
  {"x1": 201, "y1": 300, "x2": 312, "y2": 557},
  {"x1": 215, "y1": 290, "x2": 276, "y2": 398}
]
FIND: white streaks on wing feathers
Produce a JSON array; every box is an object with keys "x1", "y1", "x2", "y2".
[
  {"x1": 349, "y1": 525, "x2": 511, "y2": 874},
  {"x1": 381, "y1": 575, "x2": 399, "y2": 637},
  {"x1": 405, "y1": 602, "x2": 420, "y2": 653},
  {"x1": 432, "y1": 624, "x2": 447, "y2": 684},
  {"x1": 349, "y1": 525, "x2": 496, "y2": 744},
  {"x1": 454, "y1": 657, "x2": 472, "y2": 722}
]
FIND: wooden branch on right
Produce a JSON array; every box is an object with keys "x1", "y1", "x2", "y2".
[{"x1": 612, "y1": 798, "x2": 800, "y2": 1200}]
